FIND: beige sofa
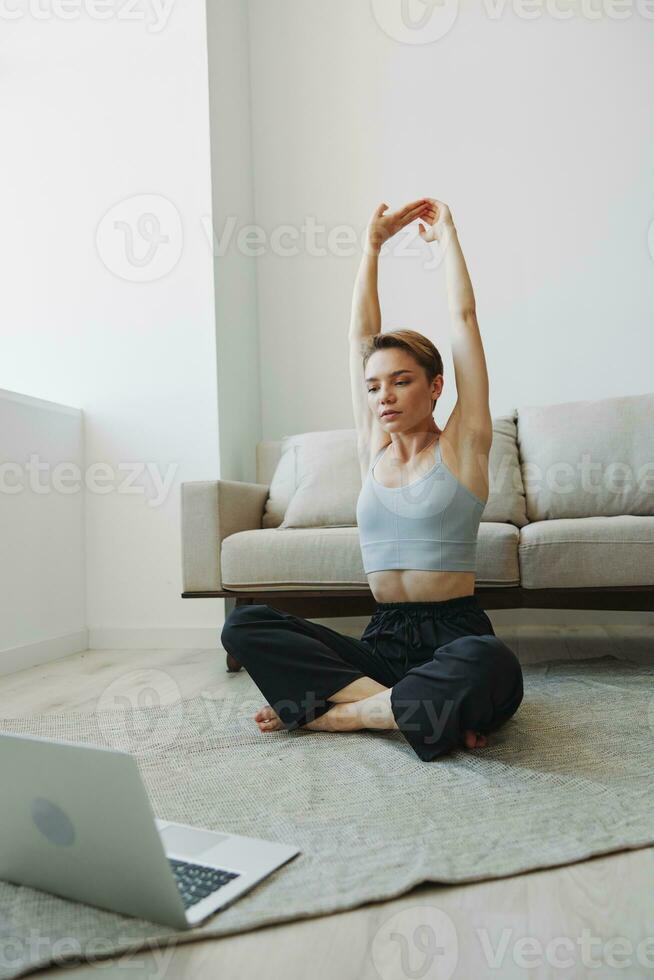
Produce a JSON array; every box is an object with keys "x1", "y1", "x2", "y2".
[{"x1": 181, "y1": 392, "x2": 654, "y2": 668}]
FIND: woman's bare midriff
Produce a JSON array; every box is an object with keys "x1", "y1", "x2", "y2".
[{"x1": 366, "y1": 569, "x2": 476, "y2": 604}]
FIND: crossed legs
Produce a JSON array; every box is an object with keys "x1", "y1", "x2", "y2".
[
  {"x1": 221, "y1": 605, "x2": 499, "y2": 754},
  {"x1": 253, "y1": 675, "x2": 488, "y2": 748}
]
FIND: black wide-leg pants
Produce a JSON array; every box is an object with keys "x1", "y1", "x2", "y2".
[{"x1": 220, "y1": 594, "x2": 524, "y2": 762}]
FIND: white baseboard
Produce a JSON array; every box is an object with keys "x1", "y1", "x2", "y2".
[
  {"x1": 0, "y1": 628, "x2": 221, "y2": 676},
  {"x1": 0, "y1": 630, "x2": 89, "y2": 678},
  {"x1": 88, "y1": 627, "x2": 221, "y2": 650}
]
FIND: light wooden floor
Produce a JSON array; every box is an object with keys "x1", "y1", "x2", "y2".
[{"x1": 2, "y1": 628, "x2": 653, "y2": 980}]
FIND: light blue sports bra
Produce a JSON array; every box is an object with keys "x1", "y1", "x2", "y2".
[{"x1": 355, "y1": 438, "x2": 486, "y2": 574}]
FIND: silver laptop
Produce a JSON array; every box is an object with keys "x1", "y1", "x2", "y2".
[{"x1": 0, "y1": 732, "x2": 300, "y2": 930}]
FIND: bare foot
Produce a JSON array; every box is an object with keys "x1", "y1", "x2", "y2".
[
  {"x1": 463, "y1": 729, "x2": 487, "y2": 749},
  {"x1": 253, "y1": 705, "x2": 285, "y2": 732},
  {"x1": 254, "y1": 703, "x2": 488, "y2": 749},
  {"x1": 253, "y1": 703, "x2": 349, "y2": 733}
]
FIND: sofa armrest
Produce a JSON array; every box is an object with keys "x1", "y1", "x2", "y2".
[{"x1": 180, "y1": 480, "x2": 270, "y2": 592}]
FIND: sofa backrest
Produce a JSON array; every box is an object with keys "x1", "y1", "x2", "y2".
[
  {"x1": 516, "y1": 391, "x2": 654, "y2": 521},
  {"x1": 257, "y1": 416, "x2": 528, "y2": 530}
]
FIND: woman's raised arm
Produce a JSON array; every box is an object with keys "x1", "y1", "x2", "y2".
[
  {"x1": 419, "y1": 199, "x2": 491, "y2": 432},
  {"x1": 348, "y1": 246, "x2": 381, "y2": 340},
  {"x1": 419, "y1": 199, "x2": 475, "y2": 316},
  {"x1": 348, "y1": 199, "x2": 431, "y2": 340}
]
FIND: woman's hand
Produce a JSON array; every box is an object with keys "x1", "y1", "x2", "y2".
[
  {"x1": 418, "y1": 198, "x2": 455, "y2": 244},
  {"x1": 366, "y1": 198, "x2": 432, "y2": 254}
]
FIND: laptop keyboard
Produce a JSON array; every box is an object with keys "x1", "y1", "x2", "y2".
[{"x1": 169, "y1": 857, "x2": 241, "y2": 909}]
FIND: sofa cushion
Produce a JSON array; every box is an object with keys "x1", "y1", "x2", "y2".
[
  {"x1": 519, "y1": 516, "x2": 654, "y2": 589},
  {"x1": 281, "y1": 430, "x2": 361, "y2": 529},
  {"x1": 220, "y1": 522, "x2": 520, "y2": 590},
  {"x1": 261, "y1": 428, "x2": 372, "y2": 528},
  {"x1": 261, "y1": 417, "x2": 528, "y2": 530},
  {"x1": 516, "y1": 392, "x2": 654, "y2": 522},
  {"x1": 259, "y1": 435, "x2": 308, "y2": 529}
]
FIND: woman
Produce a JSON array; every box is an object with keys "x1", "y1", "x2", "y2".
[{"x1": 221, "y1": 198, "x2": 524, "y2": 762}]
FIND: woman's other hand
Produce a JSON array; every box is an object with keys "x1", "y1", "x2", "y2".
[
  {"x1": 418, "y1": 198, "x2": 455, "y2": 244},
  {"x1": 366, "y1": 198, "x2": 431, "y2": 254}
]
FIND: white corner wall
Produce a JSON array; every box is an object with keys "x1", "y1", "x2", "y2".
[
  {"x1": 0, "y1": 4, "x2": 222, "y2": 658},
  {"x1": 0, "y1": 390, "x2": 86, "y2": 676},
  {"x1": 206, "y1": 0, "x2": 262, "y2": 486}
]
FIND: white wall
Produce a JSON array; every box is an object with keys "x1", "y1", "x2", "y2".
[
  {"x1": 245, "y1": 0, "x2": 654, "y2": 628},
  {"x1": 0, "y1": 390, "x2": 86, "y2": 676},
  {"x1": 247, "y1": 1, "x2": 654, "y2": 434},
  {"x1": 0, "y1": 3, "x2": 222, "y2": 653},
  {"x1": 206, "y1": 0, "x2": 262, "y2": 486}
]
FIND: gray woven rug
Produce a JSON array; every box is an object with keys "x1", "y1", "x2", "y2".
[{"x1": 1, "y1": 653, "x2": 653, "y2": 979}]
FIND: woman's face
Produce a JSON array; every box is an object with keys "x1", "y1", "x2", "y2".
[{"x1": 365, "y1": 352, "x2": 440, "y2": 427}]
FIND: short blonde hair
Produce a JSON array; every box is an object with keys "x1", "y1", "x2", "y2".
[{"x1": 360, "y1": 329, "x2": 444, "y2": 414}]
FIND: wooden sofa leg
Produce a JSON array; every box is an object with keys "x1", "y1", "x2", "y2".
[{"x1": 226, "y1": 652, "x2": 242, "y2": 673}]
